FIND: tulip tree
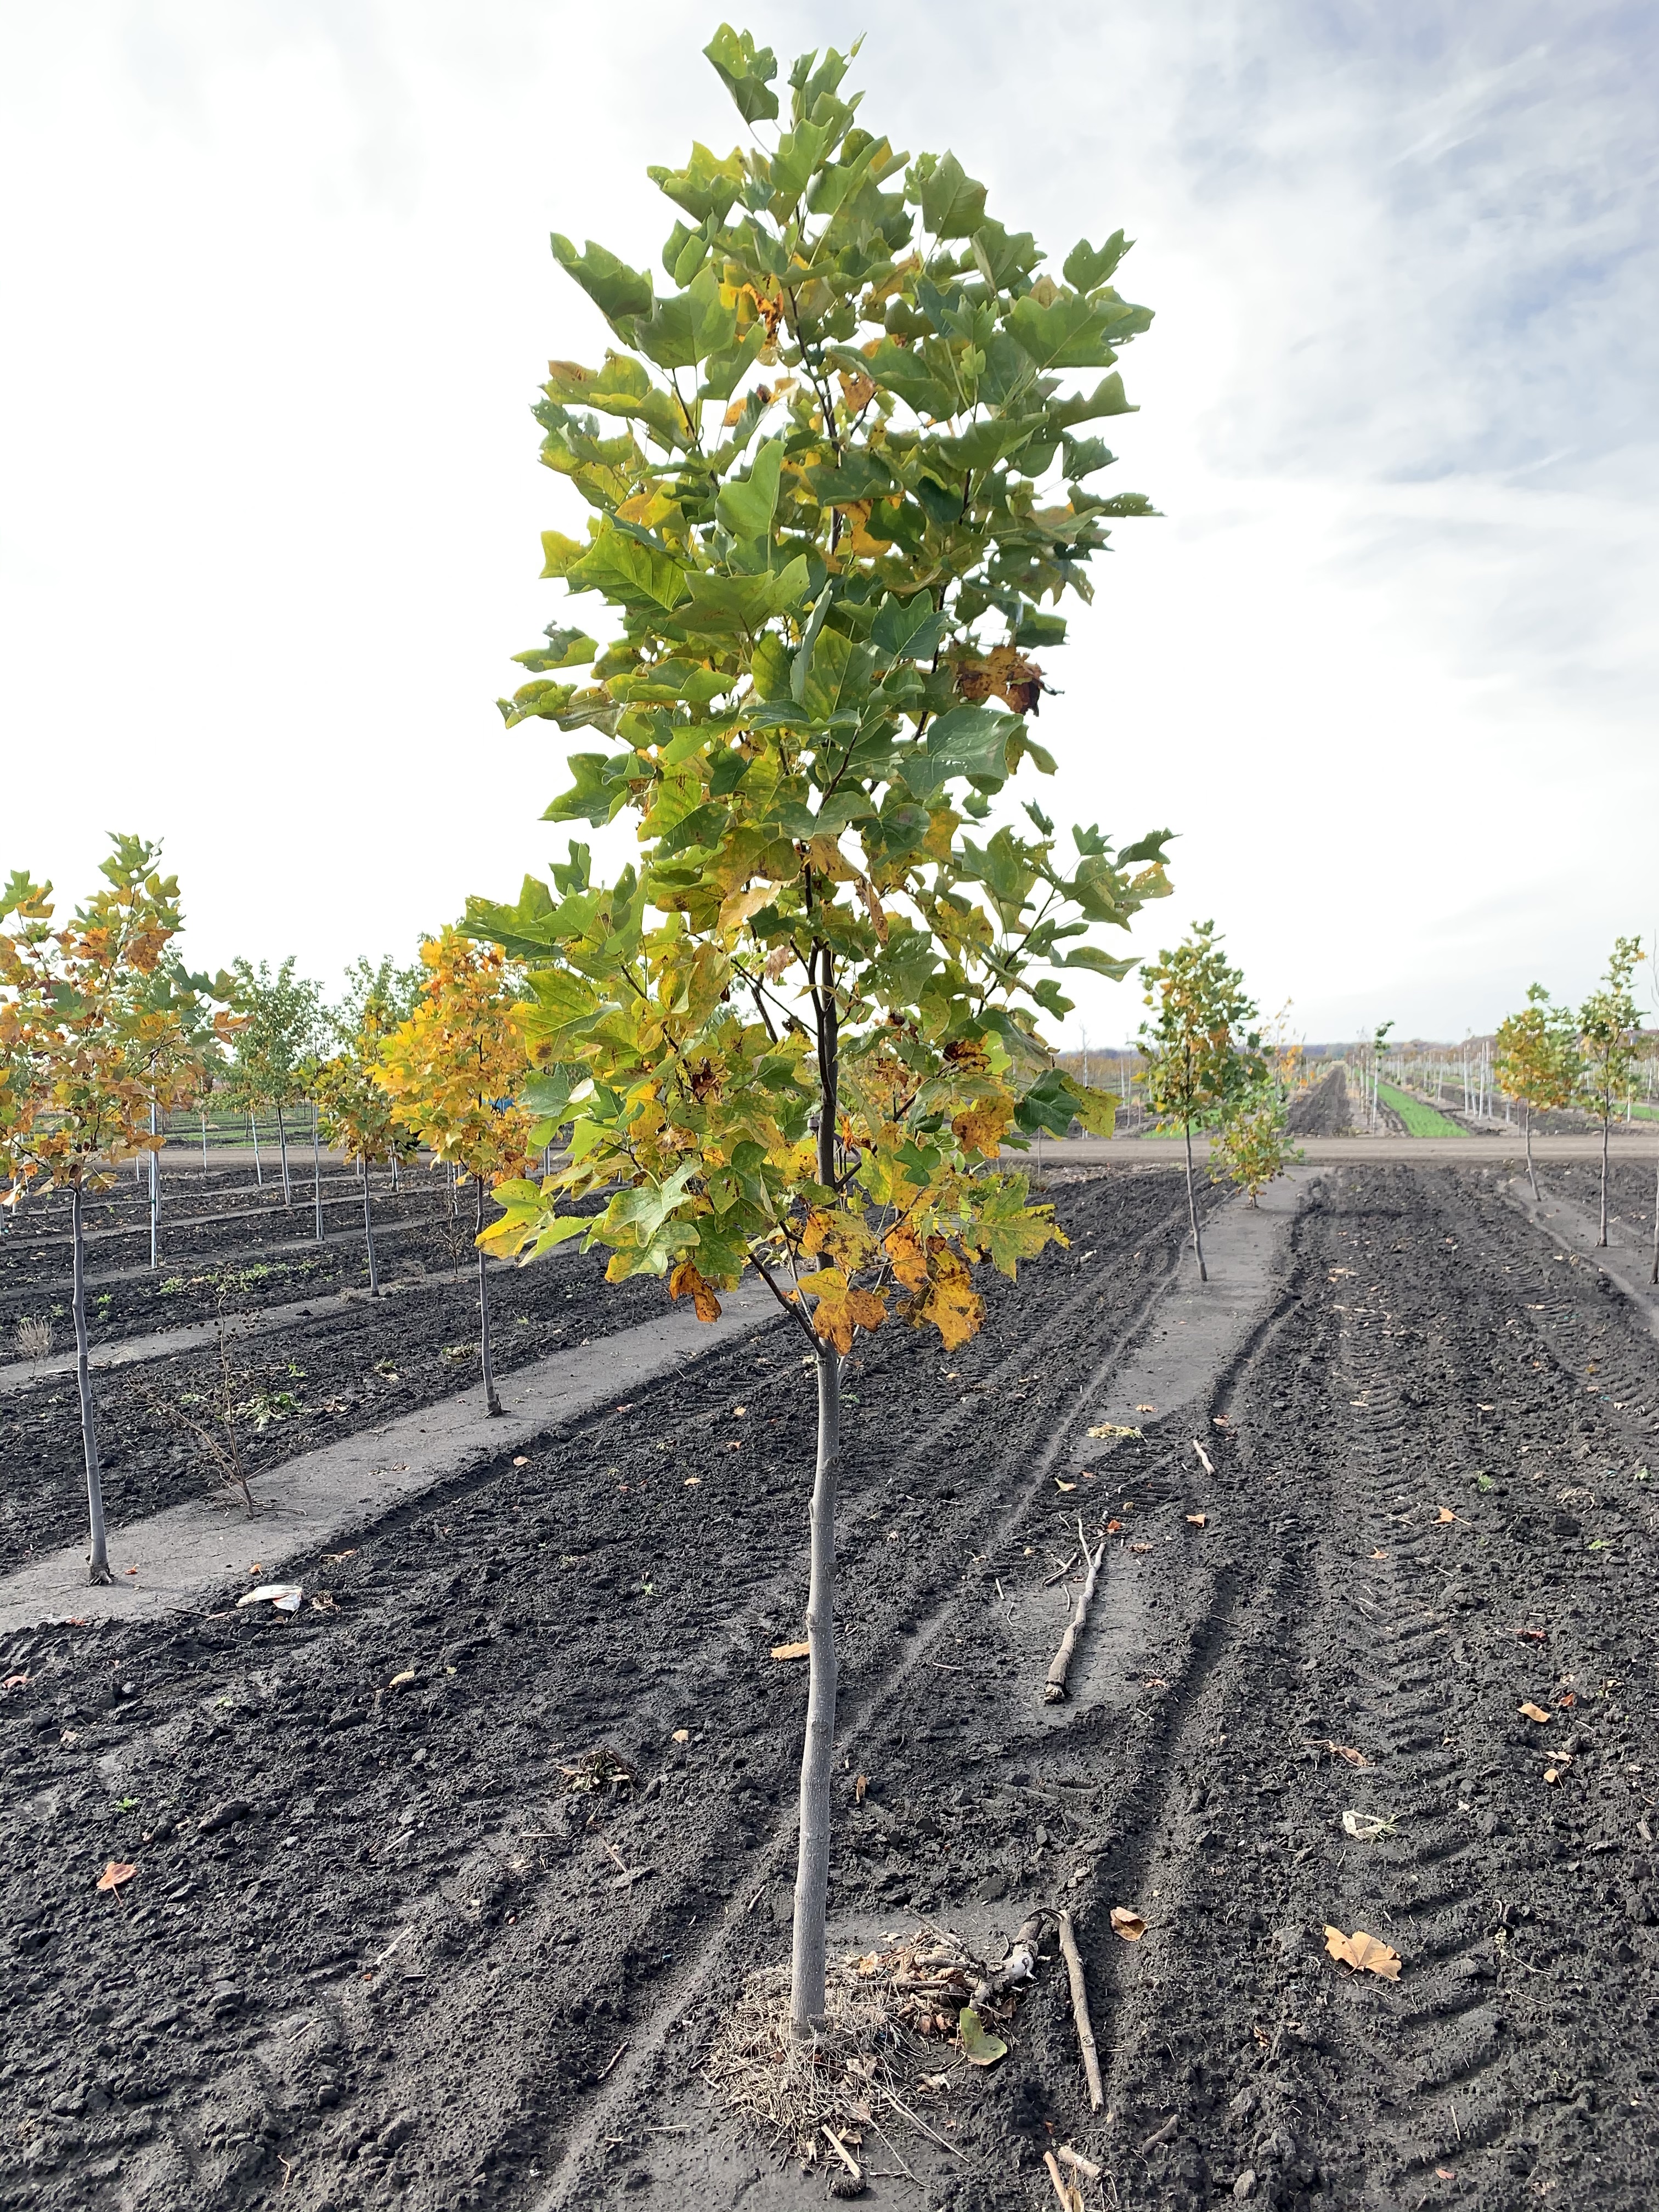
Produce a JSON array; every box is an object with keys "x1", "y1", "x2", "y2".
[
  {"x1": 312, "y1": 1005, "x2": 413, "y2": 1297},
  {"x1": 1576, "y1": 936, "x2": 1643, "y2": 1248},
  {"x1": 0, "y1": 837, "x2": 237, "y2": 1581},
  {"x1": 1139, "y1": 922, "x2": 1263, "y2": 1278},
  {"x1": 229, "y1": 955, "x2": 326, "y2": 1206},
  {"x1": 469, "y1": 25, "x2": 1171, "y2": 2035},
  {"x1": 374, "y1": 929, "x2": 535, "y2": 1414},
  {"x1": 1494, "y1": 982, "x2": 1580, "y2": 1201}
]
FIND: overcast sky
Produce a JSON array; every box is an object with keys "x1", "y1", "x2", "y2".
[{"x1": 2, "y1": 1, "x2": 1654, "y2": 1045}]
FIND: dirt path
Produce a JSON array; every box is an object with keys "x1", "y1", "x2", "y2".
[{"x1": 3, "y1": 1162, "x2": 1656, "y2": 2211}]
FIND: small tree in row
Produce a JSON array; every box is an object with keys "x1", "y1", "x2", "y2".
[
  {"x1": 1576, "y1": 936, "x2": 1644, "y2": 1249},
  {"x1": 0, "y1": 837, "x2": 236, "y2": 1581},
  {"x1": 1494, "y1": 981, "x2": 1579, "y2": 1201},
  {"x1": 1138, "y1": 921, "x2": 1265, "y2": 1277},
  {"x1": 229, "y1": 955, "x2": 326, "y2": 1204},
  {"x1": 375, "y1": 929, "x2": 534, "y2": 1414},
  {"x1": 312, "y1": 997, "x2": 415, "y2": 1296},
  {"x1": 469, "y1": 25, "x2": 1169, "y2": 2034}
]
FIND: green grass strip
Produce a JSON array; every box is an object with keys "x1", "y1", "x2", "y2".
[{"x1": 1376, "y1": 1081, "x2": 1467, "y2": 1137}]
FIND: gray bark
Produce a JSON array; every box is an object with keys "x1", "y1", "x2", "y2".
[
  {"x1": 312, "y1": 1103, "x2": 325, "y2": 1243},
  {"x1": 250, "y1": 1112, "x2": 263, "y2": 1186},
  {"x1": 362, "y1": 1166, "x2": 380, "y2": 1295},
  {"x1": 791, "y1": 944, "x2": 842, "y2": 2038},
  {"x1": 1524, "y1": 1101, "x2": 1538, "y2": 1202},
  {"x1": 1599, "y1": 1096, "x2": 1611, "y2": 1247},
  {"x1": 476, "y1": 1175, "x2": 502, "y2": 1416},
  {"x1": 148, "y1": 1101, "x2": 160, "y2": 1270},
  {"x1": 1183, "y1": 1115, "x2": 1207, "y2": 1282},
  {"x1": 276, "y1": 1103, "x2": 291, "y2": 1206},
  {"x1": 72, "y1": 1184, "x2": 111, "y2": 1583}
]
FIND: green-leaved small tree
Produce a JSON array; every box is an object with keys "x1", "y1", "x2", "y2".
[
  {"x1": 1494, "y1": 982, "x2": 1579, "y2": 1201},
  {"x1": 230, "y1": 956, "x2": 326, "y2": 1206},
  {"x1": 1139, "y1": 921, "x2": 1263, "y2": 1277},
  {"x1": 1577, "y1": 936, "x2": 1643, "y2": 1248},
  {"x1": 469, "y1": 24, "x2": 1172, "y2": 2035}
]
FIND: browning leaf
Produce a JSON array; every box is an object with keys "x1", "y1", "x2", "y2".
[
  {"x1": 1323, "y1": 1926, "x2": 1402, "y2": 1981},
  {"x1": 96, "y1": 1861, "x2": 137, "y2": 1894},
  {"x1": 1519, "y1": 1702, "x2": 1550, "y2": 1724},
  {"x1": 669, "y1": 1259, "x2": 723, "y2": 1323},
  {"x1": 800, "y1": 1268, "x2": 886, "y2": 1354},
  {"x1": 770, "y1": 1639, "x2": 809, "y2": 1662},
  {"x1": 1109, "y1": 1906, "x2": 1146, "y2": 1940}
]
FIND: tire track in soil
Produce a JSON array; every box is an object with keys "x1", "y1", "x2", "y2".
[
  {"x1": 0, "y1": 1171, "x2": 1212, "y2": 2212},
  {"x1": 1020, "y1": 1166, "x2": 1659, "y2": 2212}
]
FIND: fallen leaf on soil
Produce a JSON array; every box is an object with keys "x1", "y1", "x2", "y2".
[
  {"x1": 1107, "y1": 1519, "x2": 1122, "y2": 1534},
  {"x1": 854, "y1": 1773, "x2": 868, "y2": 1803},
  {"x1": 1128, "y1": 1541, "x2": 1153, "y2": 1553},
  {"x1": 236, "y1": 1583, "x2": 304, "y2": 1613},
  {"x1": 2, "y1": 1674, "x2": 29, "y2": 1691},
  {"x1": 1186, "y1": 1513, "x2": 1207, "y2": 1527},
  {"x1": 97, "y1": 1861, "x2": 137, "y2": 1893},
  {"x1": 1323, "y1": 1926, "x2": 1401, "y2": 1980},
  {"x1": 1437, "y1": 2168, "x2": 1457, "y2": 2180},
  {"x1": 1544, "y1": 1768, "x2": 1561, "y2": 1784},
  {"x1": 956, "y1": 2006, "x2": 1007, "y2": 2065},
  {"x1": 388, "y1": 1669, "x2": 418, "y2": 1690},
  {"x1": 1138, "y1": 1404, "x2": 1158, "y2": 1413},
  {"x1": 1110, "y1": 1906, "x2": 1146, "y2": 1940},
  {"x1": 684, "y1": 1476, "x2": 701, "y2": 1487},
  {"x1": 1054, "y1": 1479, "x2": 1077, "y2": 1492},
  {"x1": 512, "y1": 1455, "x2": 529, "y2": 1468},
  {"x1": 123, "y1": 1567, "x2": 137, "y2": 1576},
  {"x1": 1516, "y1": 1627, "x2": 1547, "y2": 1644},
  {"x1": 1519, "y1": 1702, "x2": 1550, "y2": 1724},
  {"x1": 1341, "y1": 1810, "x2": 1395, "y2": 1839},
  {"x1": 670, "y1": 1729, "x2": 690, "y2": 1743},
  {"x1": 770, "y1": 1640, "x2": 810, "y2": 1662},
  {"x1": 1087, "y1": 1423, "x2": 1143, "y2": 1440},
  {"x1": 1558, "y1": 1692, "x2": 1576, "y2": 1707},
  {"x1": 1436, "y1": 1506, "x2": 1457, "y2": 1523},
  {"x1": 1370, "y1": 1548, "x2": 1389, "y2": 1560}
]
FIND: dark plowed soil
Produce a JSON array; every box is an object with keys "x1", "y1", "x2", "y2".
[
  {"x1": 0, "y1": 1239, "x2": 665, "y2": 1571},
  {"x1": 1540, "y1": 1158, "x2": 1658, "y2": 1248},
  {"x1": 1287, "y1": 1069, "x2": 1350, "y2": 1137},
  {"x1": 3, "y1": 1163, "x2": 1657, "y2": 2212}
]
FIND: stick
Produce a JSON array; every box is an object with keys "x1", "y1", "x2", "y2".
[
  {"x1": 1043, "y1": 1549, "x2": 1081, "y2": 1587},
  {"x1": 1058, "y1": 2145, "x2": 1104, "y2": 2180},
  {"x1": 1057, "y1": 1910, "x2": 1105, "y2": 2111},
  {"x1": 1191, "y1": 1437, "x2": 1215, "y2": 1475},
  {"x1": 1044, "y1": 2149, "x2": 1084, "y2": 2210},
  {"x1": 971, "y1": 1911, "x2": 1048, "y2": 2006},
  {"x1": 822, "y1": 2125, "x2": 862, "y2": 2181},
  {"x1": 1045, "y1": 1538, "x2": 1105, "y2": 1703}
]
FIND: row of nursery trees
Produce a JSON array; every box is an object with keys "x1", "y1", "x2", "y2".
[{"x1": 0, "y1": 28, "x2": 1302, "y2": 2044}]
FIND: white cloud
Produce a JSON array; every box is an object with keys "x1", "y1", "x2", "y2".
[{"x1": 0, "y1": 1, "x2": 1650, "y2": 1037}]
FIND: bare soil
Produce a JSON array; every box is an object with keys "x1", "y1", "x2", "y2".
[{"x1": 2, "y1": 1161, "x2": 1657, "y2": 2211}]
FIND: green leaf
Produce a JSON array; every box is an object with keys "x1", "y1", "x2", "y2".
[
  {"x1": 565, "y1": 523, "x2": 689, "y2": 612},
  {"x1": 549, "y1": 234, "x2": 653, "y2": 323},
  {"x1": 541, "y1": 752, "x2": 637, "y2": 826},
  {"x1": 1062, "y1": 1075, "x2": 1119, "y2": 1137},
  {"x1": 847, "y1": 338, "x2": 958, "y2": 419},
  {"x1": 716, "y1": 436, "x2": 785, "y2": 540},
  {"x1": 956, "y1": 2006, "x2": 1007, "y2": 2066},
  {"x1": 1008, "y1": 290, "x2": 1120, "y2": 370},
  {"x1": 917, "y1": 702, "x2": 1019, "y2": 791},
  {"x1": 1063, "y1": 231, "x2": 1130, "y2": 291},
  {"x1": 539, "y1": 532, "x2": 586, "y2": 579},
  {"x1": 704, "y1": 24, "x2": 780, "y2": 123},
  {"x1": 647, "y1": 141, "x2": 746, "y2": 224},
  {"x1": 633, "y1": 265, "x2": 738, "y2": 371},
  {"x1": 871, "y1": 593, "x2": 949, "y2": 662},
  {"x1": 514, "y1": 627, "x2": 597, "y2": 673},
  {"x1": 917, "y1": 151, "x2": 987, "y2": 239},
  {"x1": 1046, "y1": 372, "x2": 1136, "y2": 429}
]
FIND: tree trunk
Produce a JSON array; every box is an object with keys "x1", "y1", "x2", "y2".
[
  {"x1": 251, "y1": 1112, "x2": 263, "y2": 1186},
  {"x1": 791, "y1": 945, "x2": 842, "y2": 2038},
  {"x1": 201, "y1": 1107, "x2": 209, "y2": 1172},
  {"x1": 476, "y1": 1174, "x2": 502, "y2": 1416},
  {"x1": 312, "y1": 1104, "x2": 325, "y2": 1243},
  {"x1": 1599, "y1": 1096, "x2": 1611, "y2": 1248},
  {"x1": 362, "y1": 1165, "x2": 380, "y2": 1295},
  {"x1": 1182, "y1": 1116, "x2": 1207, "y2": 1283},
  {"x1": 148, "y1": 1100, "x2": 160, "y2": 1270},
  {"x1": 72, "y1": 1185, "x2": 112, "y2": 1584},
  {"x1": 1650, "y1": 1141, "x2": 1658, "y2": 1286},
  {"x1": 276, "y1": 1104, "x2": 291, "y2": 1207},
  {"x1": 1524, "y1": 1101, "x2": 1538, "y2": 1203}
]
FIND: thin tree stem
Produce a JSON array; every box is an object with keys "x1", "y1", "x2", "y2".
[
  {"x1": 477, "y1": 1173, "x2": 501, "y2": 1416},
  {"x1": 73, "y1": 1184, "x2": 111, "y2": 1584},
  {"x1": 362, "y1": 1165, "x2": 380, "y2": 1295},
  {"x1": 1183, "y1": 1116, "x2": 1207, "y2": 1283},
  {"x1": 276, "y1": 1103, "x2": 291, "y2": 1206},
  {"x1": 1525, "y1": 1101, "x2": 1538, "y2": 1203},
  {"x1": 312, "y1": 1102, "x2": 325, "y2": 1243}
]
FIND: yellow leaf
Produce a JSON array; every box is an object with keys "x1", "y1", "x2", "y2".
[
  {"x1": 1055, "y1": 1479, "x2": 1077, "y2": 1492},
  {"x1": 800, "y1": 1267, "x2": 886, "y2": 1355},
  {"x1": 1323, "y1": 1925, "x2": 1402, "y2": 1981},
  {"x1": 770, "y1": 1640, "x2": 809, "y2": 1662},
  {"x1": 883, "y1": 1222, "x2": 929, "y2": 1289},
  {"x1": 668, "y1": 1259, "x2": 723, "y2": 1324},
  {"x1": 718, "y1": 883, "x2": 775, "y2": 934},
  {"x1": 1519, "y1": 1701, "x2": 1550, "y2": 1724},
  {"x1": 1087, "y1": 1422, "x2": 1143, "y2": 1441},
  {"x1": 909, "y1": 1249, "x2": 983, "y2": 1351},
  {"x1": 951, "y1": 1094, "x2": 1015, "y2": 1158}
]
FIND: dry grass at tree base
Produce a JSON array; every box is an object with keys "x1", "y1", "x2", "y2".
[{"x1": 704, "y1": 1926, "x2": 1023, "y2": 2190}]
